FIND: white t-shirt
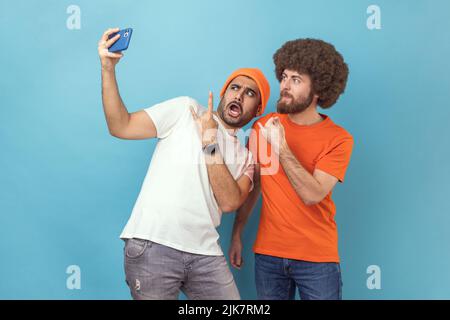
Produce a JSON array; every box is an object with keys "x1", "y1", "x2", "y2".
[{"x1": 120, "y1": 96, "x2": 255, "y2": 256}]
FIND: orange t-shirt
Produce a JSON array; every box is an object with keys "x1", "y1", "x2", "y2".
[{"x1": 249, "y1": 112, "x2": 354, "y2": 262}]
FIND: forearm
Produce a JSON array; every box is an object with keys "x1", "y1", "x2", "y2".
[
  {"x1": 232, "y1": 183, "x2": 261, "y2": 240},
  {"x1": 279, "y1": 142, "x2": 324, "y2": 204},
  {"x1": 205, "y1": 151, "x2": 242, "y2": 212},
  {"x1": 101, "y1": 68, "x2": 130, "y2": 135}
]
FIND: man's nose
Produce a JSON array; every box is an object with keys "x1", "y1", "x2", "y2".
[
  {"x1": 234, "y1": 89, "x2": 244, "y2": 102},
  {"x1": 281, "y1": 79, "x2": 290, "y2": 91}
]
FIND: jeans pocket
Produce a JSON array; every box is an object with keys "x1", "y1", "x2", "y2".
[{"x1": 125, "y1": 238, "x2": 151, "y2": 259}]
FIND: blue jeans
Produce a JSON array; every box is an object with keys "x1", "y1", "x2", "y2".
[{"x1": 255, "y1": 253, "x2": 343, "y2": 300}]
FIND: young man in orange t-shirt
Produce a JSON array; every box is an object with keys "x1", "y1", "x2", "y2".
[{"x1": 229, "y1": 39, "x2": 354, "y2": 300}]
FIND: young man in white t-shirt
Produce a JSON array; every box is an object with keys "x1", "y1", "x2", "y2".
[{"x1": 98, "y1": 28, "x2": 270, "y2": 300}]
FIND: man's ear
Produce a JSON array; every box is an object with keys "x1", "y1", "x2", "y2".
[{"x1": 256, "y1": 96, "x2": 262, "y2": 115}]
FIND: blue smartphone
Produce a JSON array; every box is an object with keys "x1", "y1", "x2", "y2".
[{"x1": 108, "y1": 28, "x2": 133, "y2": 52}]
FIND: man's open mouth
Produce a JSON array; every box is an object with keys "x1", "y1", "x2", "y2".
[{"x1": 227, "y1": 102, "x2": 242, "y2": 118}]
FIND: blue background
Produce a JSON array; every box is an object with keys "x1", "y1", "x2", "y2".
[{"x1": 1, "y1": 0, "x2": 449, "y2": 299}]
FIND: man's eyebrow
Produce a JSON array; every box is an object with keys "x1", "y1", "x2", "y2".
[
  {"x1": 230, "y1": 82, "x2": 259, "y2": 96},
  {"x1": 247, "y1": 87, "x2": 258, "y2": 95},
  {"x1": 283, "y1": 72, "x2": 303, "y2": 80}
]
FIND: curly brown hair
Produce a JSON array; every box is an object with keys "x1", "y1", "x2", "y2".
[{"x1": 273, "y1": 38, "x2": 349, "y2": 108}]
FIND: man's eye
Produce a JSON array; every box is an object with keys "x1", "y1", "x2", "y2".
[
  {"x1": 231, "y1": 86, "x2": 239, "y2": 90},
  {"x1": 247, "y1": 91, "x2": 255, "y2": 97},
  {"x1": 293, "y1": 79, "x2": 300, "y2": 84}
]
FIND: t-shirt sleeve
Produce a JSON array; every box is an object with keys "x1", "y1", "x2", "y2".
[
  {"x1": 144, "y1": 96, "x2": 194, "y2": 139},
  {"x1": 315, "y1": 134, "x2": 354, "y2": 183}
]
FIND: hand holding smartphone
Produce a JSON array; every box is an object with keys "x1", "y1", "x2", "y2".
[{"x1": 108, "y1": 28, "x2": 133, "y2": 53}]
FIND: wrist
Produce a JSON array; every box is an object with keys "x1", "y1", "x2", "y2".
[
  {"x1": 279, "y1": 140, "x2": 290, "y2": 155},
  {"x1": 231, "y1": 232, "x2": 242, "y2": 242},
  {"x1": 101, "y1": 64, "x2": 116, "y2": 73},
  {"x1": 202, "y1": 135, "x2": 217, "y2": 148},
  {"x1": 203, "y1": 142, "x2": 221, "y2": 162},
  {"x1": 232, "y1": 223, "x2": 245, "y2": 240}
]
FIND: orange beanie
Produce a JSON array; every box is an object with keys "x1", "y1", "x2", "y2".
[{"x1": 220, "y1": 68, "x2": 270, "y2": 116}]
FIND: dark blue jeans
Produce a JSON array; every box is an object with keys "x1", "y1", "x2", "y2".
[{"x1": 255, "y1": 253, "x2": 342, "y2": 300}]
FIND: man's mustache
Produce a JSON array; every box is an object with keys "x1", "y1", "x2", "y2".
[{"x1": 280, "y1": 91, "x2": 294, "y2": 100}]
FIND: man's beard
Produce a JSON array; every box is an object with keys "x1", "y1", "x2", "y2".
[
  {"x1": 277, "y1": 90, "x2": 314, "y2": 114},
  {"x1": 217, "y1": 98, "x2": 256, "y2": 128}
]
